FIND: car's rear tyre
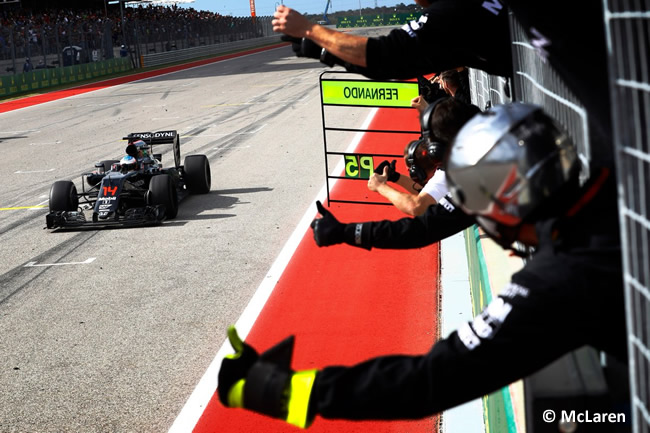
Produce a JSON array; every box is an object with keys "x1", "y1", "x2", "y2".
[
  {"x1": 184, "y1": 155, "x2": 211, "y2": 194},
  {"x1": 148, "y1": 174, "x2": 178, "y2": 219},
  {"x1": 49, "y1": 181, "x2": 78, "y2": 212}
]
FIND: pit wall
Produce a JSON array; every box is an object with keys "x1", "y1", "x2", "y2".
[{"x1": 464, "y1": 225, "x2": 527, "y2": 433}]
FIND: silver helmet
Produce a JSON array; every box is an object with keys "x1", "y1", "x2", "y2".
[{"x1": 445, "y1": 103, "x2": 579, "y2": 242}]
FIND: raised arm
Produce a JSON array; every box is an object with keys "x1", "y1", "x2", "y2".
[{"x1": 272, "y1": 6, "x2": 369, "y2": 67}]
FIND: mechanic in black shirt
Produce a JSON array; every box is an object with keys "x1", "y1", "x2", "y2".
[
  {"x1": 272, "y1": 0, "x2": 512, "y2": 80},
  {"x1": 216, "y1": 104, "x2": 626, "y2": 427}
]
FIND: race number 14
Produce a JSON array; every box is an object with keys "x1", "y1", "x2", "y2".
[{"x1": 344, "y1": 154, "x2": 374, "y2": 179}]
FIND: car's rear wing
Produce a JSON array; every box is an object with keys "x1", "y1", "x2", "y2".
[
  {"x1": 123, "y1": 130, "x2": 181, "y2": 168},
  {"x1": 123, "y1": 130, "x2": 178, "y2": 145}
]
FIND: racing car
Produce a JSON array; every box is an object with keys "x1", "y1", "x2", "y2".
[{"x1": 45, "y1": 130, "x2": 211, "y2": 229}]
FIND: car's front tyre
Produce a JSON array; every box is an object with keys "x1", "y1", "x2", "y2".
[
  {"x1": 49, "y1": 180, "x2": 79, "y2": 212},
  {"x1": 148, "y1": 174, "x2": 178, "y2": 219}
]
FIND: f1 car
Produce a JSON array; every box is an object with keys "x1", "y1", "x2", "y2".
[{"x1": 46, "y1": 130, "x2": 211, "y2": 229}]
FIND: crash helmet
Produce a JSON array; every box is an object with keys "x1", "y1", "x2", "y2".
[
  {"x1": 120, "y1": 155, "x2": 138, "y2": 173},
  {"x1": 133, "y1": 140, "x2": 148, "y2": 156},
  {"x1": 445, "y1": 103, "x2": 579, "y2": 245}
]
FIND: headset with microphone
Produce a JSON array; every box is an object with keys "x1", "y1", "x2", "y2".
[{"x1": 406, "y1": 97, "x2": 449, "y2": 185}]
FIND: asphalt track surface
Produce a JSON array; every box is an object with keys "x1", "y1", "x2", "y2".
[{"x1": 0, "y1": 43, "x2": 440, "y2": 432}]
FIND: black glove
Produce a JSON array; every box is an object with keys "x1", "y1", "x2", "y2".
[
  {"x1": 218, "y1": 326, "x2": 318, "y2": 428},
  {"x1": 417, "y1": 74, "x2": 448, "y2": 103},
  {"x1": 311, "y1": 201, "x2": 345, "y2": 247},
  {"x1": 281, "y1": 35, "x2": 342, "y2": 67},
  {"x1": 281, "y1": 35, "x2": 321, "y2": 59},
  {"x1": 374, "y1": 160, "x2": 400, "y2": 183}
]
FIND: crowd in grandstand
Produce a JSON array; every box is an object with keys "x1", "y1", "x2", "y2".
[
  {"x1": 0, "y1": 4, "x2": 255, "y2": 63},
  {"x1": 0, "y1": 4, "x2": 226, "y2": 33}
]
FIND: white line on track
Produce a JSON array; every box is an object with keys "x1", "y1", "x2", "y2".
[
  {"x1": 213, "y1": 146, "x2": 250, "y2": 150},
  {"x1": 167, "y1": 107, "x2": 379, "y2": 433},
  {"x1": 27, "y1": 199, "x2": 50, "y2": 211},
  {"x1": 0, "y1": 128, "x2": 40, "y2": 132},
  {"x1": 24, "y1": 257, "x2": 96, "y2": 267},
  {"x1": 29, "y1": 141, "x2": 61, "y2": 146},
  {"x1": 187, "y1": 125, "x2": 267, "y2": 139},
  {"x1": 14, "y1": 168, "x2": 55, "y2": 174}
]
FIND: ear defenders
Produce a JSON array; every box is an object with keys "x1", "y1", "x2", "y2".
[
  {"x1": 405, "y1": 139, "x2": 429, "y2": 185},
  {"x1": 419, "y1": 97, "x2": 449, "y2": 162},
  {"x1": 406, "y1": 97, "x2": 449, "y2": 185}
]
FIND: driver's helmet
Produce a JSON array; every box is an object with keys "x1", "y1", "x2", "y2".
[
  {"x1": 445, "y1": 103, "x2": 579, "y2": 245},
  {"x1": 120, "y1": 155, "x2": 138, "y2": 173}
]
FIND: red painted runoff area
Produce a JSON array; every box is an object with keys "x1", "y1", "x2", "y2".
[
  {"x1": 194, "y1": 108, "x2": 441, "y2": 432},
  {"x1": 0, "y1": 43, "x2": 288, "y2": 113}
]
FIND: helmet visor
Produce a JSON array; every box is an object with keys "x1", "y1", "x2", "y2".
[{"x1": 448, "y1": 109, "x2": 577, "y2": 227}]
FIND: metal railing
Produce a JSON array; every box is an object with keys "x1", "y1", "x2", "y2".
[
  {"x1": 140, "y1": 35, "x2": 282, "y2": 68},
  {"x1": 604, "y1": 2, "x2": 650, "y2": 432},
  {"x1": 123, "y1": 16, "x2": 273, "y2": 65},
  {"x1": 1, "y1": 20, "x2": 114, "y2": 75}
]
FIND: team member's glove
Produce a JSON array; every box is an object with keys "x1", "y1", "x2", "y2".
[
  {"x1": 218, "y1": 326, "x2": 318, "y2": 428},
  {"x1": 280, "y1": 35, "x2": 343, "y2": 68},
  {"x1": 310, "y1": 201, "x2": 372, "y2": 250},
  {"x1": 374, "y1": 160, "x2": 400, "y2": 182},
  {"x1": 311, "y1": 201, "x2": 345, "y2": 247},
  {"x1": 281, "y1": 35, "x2": 321, "y2": 59}
]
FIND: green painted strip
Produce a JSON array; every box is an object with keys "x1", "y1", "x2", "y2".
[
  {"x1": 464, "y1": 226, "x2": 519, "y2": 433},
  {"x1": 474, "y1": 225, "x2": 493, "y2": 304},
  {"x1": 501, "y1": 387, "x2": 518, "y2": 433},
  {"x1": 321, "y1": 80, "x2": 419, "y2": 107}
]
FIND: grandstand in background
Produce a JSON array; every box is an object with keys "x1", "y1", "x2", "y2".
[{"x1": 1, "y1": 0, "x2": 106, "y2": 9}]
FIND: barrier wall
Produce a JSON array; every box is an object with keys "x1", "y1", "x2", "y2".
[
  {"x1": 139, "y1": 36, "x2": 282, "y2": 68},
  {"x1": 0, "y1": 58, "x2": 132, "y2": 98}
]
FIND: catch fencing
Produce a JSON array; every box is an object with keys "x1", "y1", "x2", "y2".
[{"x1": 604, "y1": 2, "x2": 650, "y2": 432}]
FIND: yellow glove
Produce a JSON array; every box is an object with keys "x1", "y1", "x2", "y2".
[{"x1": 218, "y1": 326, "x2": 318, "y2": 428}]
